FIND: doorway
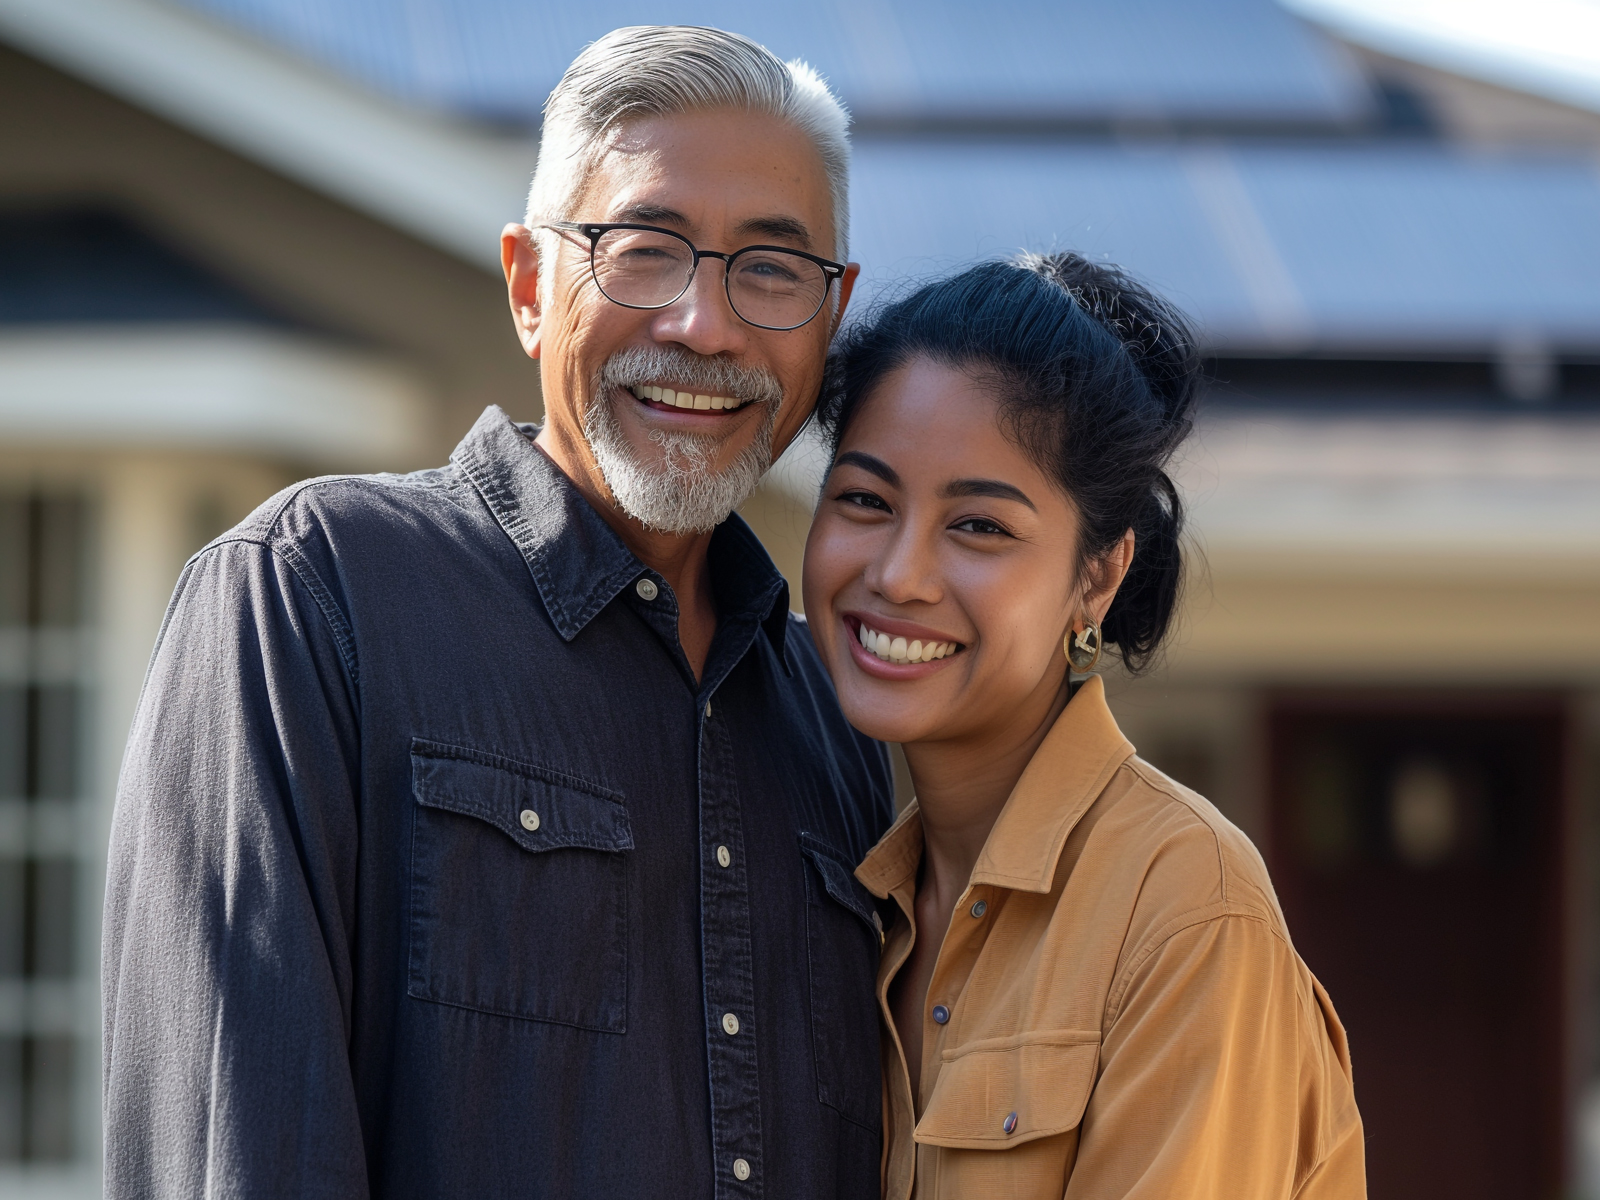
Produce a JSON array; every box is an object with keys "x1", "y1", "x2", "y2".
[{"x1": 1268, "y1": 692, "x2": 1567, "y2": 1200}]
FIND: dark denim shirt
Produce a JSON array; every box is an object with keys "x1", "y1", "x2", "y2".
[{"x1": 103, "y1": 407, "x2": 894, "y2": 1199}]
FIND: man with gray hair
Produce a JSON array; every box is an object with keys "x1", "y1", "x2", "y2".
[{"x1": 103, "y1": 26, "x2": 893, "y2": 1199}]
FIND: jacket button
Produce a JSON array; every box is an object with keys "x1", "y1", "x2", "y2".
[
  {"x1": 519, "y1": 809, "x2": 540, "y2": 832},
  {"x1": 970, "y1": 899, "x2": 987, "y2": 918},
  {"x1": 931, "y1": 1004, "x2": 950, "y2": 1024},
  {"x1": 635, "y1": 578, "x2": 658, "y2": 601},
  {"x1": 1003, "y1": 1111, "x2": 1018, "y2": 1134}
]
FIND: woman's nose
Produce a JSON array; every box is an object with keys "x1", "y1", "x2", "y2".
[{"x1": 866, "y1": 525, "x2": 942, "y2": 607}]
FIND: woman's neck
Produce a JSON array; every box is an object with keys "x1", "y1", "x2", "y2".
[{"x1": 903, "y1": 677, "x2": 1073, "y2": 907}]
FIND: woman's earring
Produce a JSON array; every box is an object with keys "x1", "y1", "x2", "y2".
[{"x1": 1064, "y1": 620, "x2": 1103, "y2": 673}]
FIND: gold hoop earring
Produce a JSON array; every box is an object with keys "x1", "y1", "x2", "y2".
[{"x1": 1064, "y1": 620, "x2": 1103, "y2": 673}]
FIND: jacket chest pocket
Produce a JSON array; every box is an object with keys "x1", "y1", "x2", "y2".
[
  {"x1": 915, "y1": 1030, "x2": 1101, "y2": 1199},
  {"x1": 407, "y1": 740, "x2": 632, "y2": 1033},
  {"x1": 800, "y1": 833, "x2": 883, "y2": 1133}
]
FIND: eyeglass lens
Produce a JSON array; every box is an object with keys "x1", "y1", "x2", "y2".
[{"x1": 590, "y1": 228, "x2": 830, "y2": 330}]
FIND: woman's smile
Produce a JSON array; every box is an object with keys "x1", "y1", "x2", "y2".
[{"x1": 844, "y1": 612, "x2": 965, "y2": 676}]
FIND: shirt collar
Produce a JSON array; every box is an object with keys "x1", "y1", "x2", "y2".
[
  {"x1": 855, "y1": 675, "x2": 1134, "y2": 899},
  {"x1": 451, "y1": 406, "x2": 790, "y2": 654}
]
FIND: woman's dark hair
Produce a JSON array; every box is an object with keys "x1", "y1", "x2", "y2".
[{"x1": 816, "y1": 252, "x2": 1198, "y2": 673}]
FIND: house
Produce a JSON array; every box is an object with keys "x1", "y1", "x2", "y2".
[{"x1": 1, "y1": 0, "x2": 1597, "y2": 1195}]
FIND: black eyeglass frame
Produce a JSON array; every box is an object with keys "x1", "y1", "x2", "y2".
[{"x1": 540, "y1": 221, "x2": 846, "y2": 331}]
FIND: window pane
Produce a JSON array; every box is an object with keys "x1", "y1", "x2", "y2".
[
  {"x1": 0, "y1": 859, "x2": 22, "y2": 977},
  {"x1": 0, "y1": 1037, "x2": 21, "y2": 1162},
  {"x1": 32, "y1": 687, "x2": 79, "y2": 801},
  {"x1": 25, "y1": 1036, "x2": 72, "y2": 1161},
  {"x1": 28, "y1": 860, "x2": 74, "y2": 979},
  {"x1": 0, "y1": 498, "x2": 23, "y2": 627},
  {"x1": 0, "y1": 687, "x2": 22, "y2": 799},
  {"x1": 35, "y1": 497, "x2": 87, "y2": 628}
]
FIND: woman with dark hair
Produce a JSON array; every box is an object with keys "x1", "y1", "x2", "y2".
[{"x1": 803, "y1": 254, "x2": 1364, "y2": 1199}]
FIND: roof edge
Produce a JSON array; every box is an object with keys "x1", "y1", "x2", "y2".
[{"x1": 0, "y1": 0, "x2": 532, "y2": 271}]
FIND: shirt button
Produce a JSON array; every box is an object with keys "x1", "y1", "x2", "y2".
[
  {"x1": 970, "y1": 899, "x2": 988, "y2": 918},
  {"x1": 635, "y1": 578, "x2": 658, "y2": 601},
  {"x1": 716, "y1": 845, "x2": 732, "y2": 868},
  {"x1": 931, "y1": 1004, "x2": 950, "y2": 1025},
  {"x1": 732, "y1": 1158, "x2": 751, "y2": 1181},
  {"x1": 519, "y1": 809, "x2": 540, "y2": 832},
  {"x1": 1003, "y1": 1111, "x2": 1018, "y2": 1134},
  {"x1": 721, "y1": 1012, "x2": 740, "y2": 1036},
  {"x1": 705, "y1": 700, "x2": 712, "y2": 718}
]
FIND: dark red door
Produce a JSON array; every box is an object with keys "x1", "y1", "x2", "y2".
[{"x1": 1268, "y1": 693, "x2": 1566, "y2": 1200}]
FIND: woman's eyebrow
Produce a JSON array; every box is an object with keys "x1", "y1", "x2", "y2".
[
  {"x1": 942, "y1": 478, "x2": 1037, "y2": 510},
  {"x1": 834, "y1": 451, "x2": 900, "y2": 487}
]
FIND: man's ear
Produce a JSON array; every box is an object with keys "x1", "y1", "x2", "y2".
[
  {"x1": 502, "y1": 223, "x2": 543, "y2": 360},
  {"x1": 829, "y1": 262, "x2": 862, "y2": 337}
]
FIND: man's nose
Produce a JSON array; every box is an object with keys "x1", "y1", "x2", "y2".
[{"x1": 649, "y1": 258, "x2": 749, "y2": 357}]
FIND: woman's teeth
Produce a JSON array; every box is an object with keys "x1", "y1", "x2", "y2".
[
  {"x1": 857, "y1": 622, "x2": 959, "y2": 665},
  {"x1": 631, "y1": 384, "x2": 747, "y2": 412}
]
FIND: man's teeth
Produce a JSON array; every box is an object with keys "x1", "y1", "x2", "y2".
[
  {"x1": 857, "y1": 623, "x2": 959, "y2": 665},
  {"x1": 630, "y1": 384, "x2": 747, "y2": 412}
]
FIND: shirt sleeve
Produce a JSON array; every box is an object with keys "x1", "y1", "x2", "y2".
[
  {"x1": 1063, "y1": 912, "x2": 1365, "y2": 1200},
  {"x1": 102, "y1": 538, "x2": 369, "y2": 1199}
]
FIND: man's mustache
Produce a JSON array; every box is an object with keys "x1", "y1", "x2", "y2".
[{"x1": 598, "y1": 345, "x2": 784, "y2": 409}]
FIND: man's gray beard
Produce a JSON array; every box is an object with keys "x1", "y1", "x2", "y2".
[{"x1": 585, "y1": 346, "x2": 784, "y2": 535}]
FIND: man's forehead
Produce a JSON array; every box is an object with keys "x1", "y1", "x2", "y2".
[{"x1": 577, "y1": 110, "x2": 833, "y2": 249}]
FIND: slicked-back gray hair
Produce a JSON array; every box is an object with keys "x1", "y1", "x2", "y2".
[{"x1": 527, "y1": 25, "x2": 851, "y2": 262}]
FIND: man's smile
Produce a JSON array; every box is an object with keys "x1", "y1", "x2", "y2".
[{"x1": 627, "y1": 383, "x2": 759, "y2": 414}]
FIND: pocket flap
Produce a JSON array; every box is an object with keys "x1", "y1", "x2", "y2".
[
  {"x1": 915, "y1": 1030, "x2": 1101, "y2": 1150},
  {"x1": 799, "y1": 832, "x2": 878, "y2": 931},
  {"x1": 411, "y1": 740, "x2": 632, "y2": 853}
]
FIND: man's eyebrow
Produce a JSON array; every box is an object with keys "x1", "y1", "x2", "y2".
[
  {"x1": 833, "y1": 451, "x2": 900, "y2": 487},
  {"x1": 612, "y1": 203, "x2": 690, "y2": 227},
  {"x1": 941, "y1": 478, "x2": 1038, "y2": 510},
  {"x1": 735, "y1": 215, "x2": 813, "y2": 248}
]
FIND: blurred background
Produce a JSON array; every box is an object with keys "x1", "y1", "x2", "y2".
[{"x1": 1, "y1": 0, "x2": 1598, "y2": 1195}]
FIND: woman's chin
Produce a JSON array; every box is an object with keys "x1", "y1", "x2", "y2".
[{"x1": 835, "y1": 685, "x2": 951, "y2": 747}]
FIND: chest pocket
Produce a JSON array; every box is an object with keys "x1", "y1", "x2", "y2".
[
  {"x1": 914, "y1": 1029, "x2": 1100, "y2": 1197},
  {"x1": 800, "y1": 832, "x2": 883, "y2": 1133},
  {"x1": 408, "y1": 739, "x2": 632, "y2": 1032}
]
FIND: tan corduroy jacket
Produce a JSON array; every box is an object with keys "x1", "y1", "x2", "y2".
[{"x1": 855, "y1": 677, "x2": 1365, "y2": 1200}]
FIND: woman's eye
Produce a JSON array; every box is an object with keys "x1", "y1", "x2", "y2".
[
  {"x1": 837, "y1": 489, "x2": 891, "y2": 513},
  {"x1": 952, "y1": 516, "x2": 1011, "y2": 537}
]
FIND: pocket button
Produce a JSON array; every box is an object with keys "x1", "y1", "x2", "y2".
[{"x1": 519, "y1": 808, "x2": 541, "y2": 832}]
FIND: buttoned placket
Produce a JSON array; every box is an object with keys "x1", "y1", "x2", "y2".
[
  {"x1": 452, "y1": 416, "x2": 817, "y2": 1198},
  {"x1": 875, "y1": 831, "x2": 1006, "y2": 1200},
  {"x1": 626, "y1": 570, "x2": 770, "y2": 1198}
]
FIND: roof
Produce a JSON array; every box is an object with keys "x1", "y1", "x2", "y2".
[
  {"x1": 1286, "y1": 0, "x2": 1600, "y2": 117},
  {"x1": 168, "y1": 0, "x2": 1374, "y2": 128},
  {"x1": 0, "y1": 0, "x2": 533, "y2": 269},
  {"x1": 851, "y1": 141, "x2": 1600, "y2": 353},
  {"x1": 0, "y1": 209, "x2": 293, "y2": 325},
  {"x1": 4, "y1": 0, "x2": 1599, "y2": 357}
]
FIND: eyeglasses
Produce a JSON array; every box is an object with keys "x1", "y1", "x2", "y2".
[{"x1": 540, "y1": 221, "x2": 845, "y2": 332}]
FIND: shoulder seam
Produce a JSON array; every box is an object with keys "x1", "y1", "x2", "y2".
[
  {"x1": 1104, "y1": 905, "x2": 1285, "y2": 1026},
  {"x1": 195, "y1": 533, "x2": 361, "y2": 689},
  {"x1": 1124, "y1": 757, "x2": 1230, "y2": 904}
]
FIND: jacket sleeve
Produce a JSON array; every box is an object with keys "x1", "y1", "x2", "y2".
[
  {"x1": 1064, "y1": 912, "x2": 1365, "y2": 1200},
  {"x1": 102, "y1": 538, "x2": 368, "y2": 1199}
]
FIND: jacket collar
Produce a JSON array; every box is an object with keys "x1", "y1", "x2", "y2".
[
  {"x1": 451, "y1": 406, "x2": 789, "y2": 653},
  {"x1": 856, "y1": 675, "x2": 1135, "y2": 898}
]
